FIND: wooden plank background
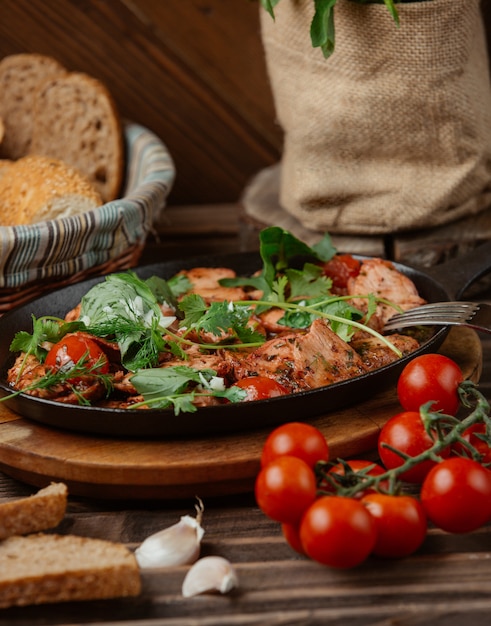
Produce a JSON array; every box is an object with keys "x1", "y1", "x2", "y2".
[
  {"x1": 1, "y1": 0, "x2": 491, "y2": 210},
  {"x1": 0, "y1": 0, "x2": 281, "y2": 207}
]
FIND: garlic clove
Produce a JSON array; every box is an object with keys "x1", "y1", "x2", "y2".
[
  {"x1": 135, "y1": 499, "x2": 205, "y2": 568},
  {"x1": 181, "y1": 556, "x2": 239, "y2": 598}
]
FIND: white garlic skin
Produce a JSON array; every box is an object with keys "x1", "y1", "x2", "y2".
[
  {"x1": 135, "y1": 502, "x2": 205, "y2": 568},
  {"x1": 182, "y1": 556, "x2": 239, "y2": 598}
]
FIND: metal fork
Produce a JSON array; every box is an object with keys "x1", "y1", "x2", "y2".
[{"x1": 383, "y1": 301, "x2": 491, "y2": 334}]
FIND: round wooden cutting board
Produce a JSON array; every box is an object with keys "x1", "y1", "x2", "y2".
[{"x1": 0, "y1": 327, "x2": 482, "y2": 500}]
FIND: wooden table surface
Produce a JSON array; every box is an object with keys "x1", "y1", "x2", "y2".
[{"x1": 1, "y1": 206, "x2": 491, "y2": 626}]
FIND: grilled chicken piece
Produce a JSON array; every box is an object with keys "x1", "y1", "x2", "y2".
[
  {"x1": 292, "y1": 319, "x2": 368, "y2": 388},
  {"x1": 232, "y1": 319, "x2": 368, "y2": 391},
  {"x1": 351, "y1": 333, "x2": 420, "y2": 371},
  {"x1": 7, "y1": 353, "x2": 56, "y2": 399},
  {"x1": 258, "y1": 307, "x2": 288, "y2": 334},
  {"x1": 178, "y1": 267, "x2": 247, "y2": 303},
  {"x1": 347, "y1": 258, "x2": 426, "y2": 326}
]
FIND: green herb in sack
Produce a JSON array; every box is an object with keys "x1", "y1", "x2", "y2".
[{"x1": 261, "y1": 0, "x2": 427, "y2": 59}]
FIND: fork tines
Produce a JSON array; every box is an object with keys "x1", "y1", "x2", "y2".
[{"x1": 383, "y1": 301, "x2": 480, "y2": 331}]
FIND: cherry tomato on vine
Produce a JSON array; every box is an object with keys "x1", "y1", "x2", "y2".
[
  {"x1": 281, "y1": 522, "x2": 306, "y2": 555},
  {"x1": 322, "y1": 254, "x2": 361, "y2": 294},
  {"x1": 420, "y1": 457, "x2": 491, "y2": 533},
  {"x1": 397, "y1": 354, "x2": 463, "y2": 416},
  {"x1": 321, "y1": 459, "x2": 389, "y2": 497},
  {"x1": 299, "y1": 496, "x2": 377, "y2": 568},
  {"x1": 378, "y1": 410, "x2": 449, "y2": 483},
  {"x1": 261, "y1": 422, "x2": 329, "y2": 469},
  {"x1": 45, "y1": 333, "x2": 109, "y2": 381},
  {"x1": 233, "y1": 376, "x2": 289, "y2": 402},
  {"x1": 255, "y1": 455, "x2": 317, "y2": 525},
  {"x1": 453, "y1": 423, "x2": 491, "y2": 464},
  {"x1": 361, "y1": 493, "x2": 427, "y2": 558}
]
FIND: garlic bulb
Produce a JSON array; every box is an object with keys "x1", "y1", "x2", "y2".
[
  {"x1": 182, "y1": 556, "x2": 239, "y2": 598},
  {"x1": 135, "y1": 498, "x2": 204, "y2": 568}
]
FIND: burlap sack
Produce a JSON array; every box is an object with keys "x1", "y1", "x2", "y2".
[{"x1": 259, "y1": 0, "x2": 491, "y2": 235}]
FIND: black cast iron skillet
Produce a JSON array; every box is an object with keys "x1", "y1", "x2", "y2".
[{"x1": 0, "y1": 241, "x2": 490, "y2": 438}]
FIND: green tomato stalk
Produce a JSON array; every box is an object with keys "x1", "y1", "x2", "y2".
[{"x1": 316, "y1": 381, "x2": 491, "y2": 497}]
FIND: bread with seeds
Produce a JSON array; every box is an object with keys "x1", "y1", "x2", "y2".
[{"x1": 0, "y1": 154, "x2": 103, "y2": 226}]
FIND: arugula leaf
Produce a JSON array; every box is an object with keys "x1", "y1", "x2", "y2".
[
  {"x1": 130, "y1": 366, "x2": 247, "y2": 414},
  {"x1": 259, "y1": 0, "x2": 282, "y2": 19},
  {"x1": 219, "y1": 227, "x2": 336, "y2": 301},
  {"x1": 311, "y1": 0, "x2": 337, "y2": 59},
  {"x1": 261, "y1": 0, "x2": 400, "y2": 58}
]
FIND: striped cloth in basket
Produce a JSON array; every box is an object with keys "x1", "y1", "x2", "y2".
[{"x1": 0, "y1": 123, "x2": 175, "y2": 303}]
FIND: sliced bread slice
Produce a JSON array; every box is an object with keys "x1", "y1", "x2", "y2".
[
  {"x1": 0, "y1": 53, "x2": 67, "y2": 159},
  {"x1": 0, "y1": 533, "x2": 141, "y2": 607},
  {"x1": 30, "y1": 72, "x2": 124, "y2": 203},
  {"x1": 0, "y1": 154, "x2": 103, "y2": 226},
  {"x1": 0, "y1": 482, "x2": 68, "y2": 540}
]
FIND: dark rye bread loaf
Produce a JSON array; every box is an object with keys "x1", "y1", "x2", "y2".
[
  {"x1": 0, "y1": 53, "x2": 67, "y2": 159},
  {"x1": 0, "y1": 533, "x2": 141, "y2": 608},
  {"x1": 30, "y1": 72, "x2": 124, "y2": 203}
]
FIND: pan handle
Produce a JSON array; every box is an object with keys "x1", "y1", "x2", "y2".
[{"x1": 423, "y1": 239, "x2": 491, "y2": 300}]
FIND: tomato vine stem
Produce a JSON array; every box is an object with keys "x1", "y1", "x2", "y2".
[{"x1": 316, "y1": 381, "x2": 491, "y2": 498}]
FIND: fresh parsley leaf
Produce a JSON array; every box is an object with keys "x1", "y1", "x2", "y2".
[
  {"x1": 167, "y1": 273, "x2": 193, "y2": 298},
  {"x1": 10, "y1": 316, "x2": 84, "y2": 362},
  {"x1": 179, "y1": 297, "x2": 264, "y2": 346},
  {"x1": 287, "y1": 263, "x2": 332, "y2": 300}
]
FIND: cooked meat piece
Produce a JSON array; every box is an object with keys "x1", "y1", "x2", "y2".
[
  {"x1": 232, "y1": 319, "x2": 368, "y2": 391},
  {"x1": 347, "y1": 258, "x2": 426, "y2": 326},
  {"x1": 178, "y1": 267, "x2": 247, "y2": 303},
  {"x1": 7, "y1": 353, "x2": 58, "y2": 399},
  {"x1": 291, "y1": 319, "x2": 368, "y2": 388},
  {"x1": 352, "y1": 333, "x2": 420, "y2": 371},
  {"x1": 64, "y1": 302, "x2": 81, "y2": 322},
  {"x1": 7, "y1": 352, "x2": 108, "y2": 404},
  {"x1": 231, "y1": 331, "x2": 302, "y2": 392},
  {"x1": 258, "y1": 307, "x2": 288, "y2": 334}
]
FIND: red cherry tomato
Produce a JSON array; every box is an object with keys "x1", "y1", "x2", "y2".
[
  {"x1": 299, "y1": 496, "x2": 376, "y2": 568},
  {"x1": 378, "y1": 411, "x2": 449, "y2": 483},
  {"x1": 361, "y1": 493, "x2": 427, "y2": 558},
  {"x1": 261, "y1": 422, "x2": 329, "y2": 469},
  {"x1": 420, "y1": 457, "x2": 491, "y2": 533},
  {"x1": 45, "y1": 333, "x2": 109, "y2": 380},
  {"x1": 234, "y1": 376, "x2": 289, "y2": 402},
  {"x1": 322, "y1": 459, "x2": 389, "y2": 497},
  {"x1": 453, "y1": 423, "x2": 491, "y2": 464},
  {"x1": 322, "y1": 254, "x2": 361, "y2": 294},
  {"x1": 254, "y1": 455, "x2": 317, "y2": 525},
  {"x1": 281, "y1": 522, "x2": 306, "y2": 555},
  {"x1": 397, "y1": 354, "x2": 463, "y2": 416}
]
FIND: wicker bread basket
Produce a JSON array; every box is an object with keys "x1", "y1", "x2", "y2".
[{"x1": 0, "y1": 122, "x2": 175, "y2": 313}]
